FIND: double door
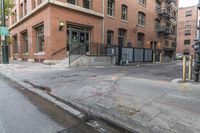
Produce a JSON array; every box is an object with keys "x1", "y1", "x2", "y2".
[{"x1": 68, "y1": 27, "x2": 89, "y2": 53}]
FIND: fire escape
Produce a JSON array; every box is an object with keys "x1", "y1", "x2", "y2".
[{"x1": 156, "y1": 0, "x2": 177, "y2": 42}]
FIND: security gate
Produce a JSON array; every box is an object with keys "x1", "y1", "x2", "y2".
[{"x1": 106, "y1": 46, "x2": 153, "y2": 63}]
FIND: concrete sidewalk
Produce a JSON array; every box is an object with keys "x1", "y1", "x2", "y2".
[{"x1": 0, "y1": 61, "x2": 200, "y2": 133}]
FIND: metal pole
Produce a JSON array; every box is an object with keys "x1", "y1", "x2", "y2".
[
  {"x1": 153, "y1": 52, "x2": 156, "y2": 63},
  {"x1": 188, "y1": 55, "x2": 193, "y2": 80},
  {"x1": 182, "y1": 55, "x2": 187, "y2": 82},
  {"x1": 160, "y1": 52, "x2": 163, "y2": 63},
  {"x1": 1, "y1": 0, "x2": 9, "y2": 64}
]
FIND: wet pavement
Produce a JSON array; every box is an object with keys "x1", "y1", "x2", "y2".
[
  {"x1": 0, "y1": 61, "x2": 200, "y2": 133},
  {"x1": 0, "y1": 75, "x2": 126, "y2": 133},
  {"x1": 0, "y1": 75, "x2": 64, "y2": 133}
]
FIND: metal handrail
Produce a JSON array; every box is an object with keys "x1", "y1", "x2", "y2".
[{"x1": 51, "y1": 46, "x2": 67, "y2": 56}]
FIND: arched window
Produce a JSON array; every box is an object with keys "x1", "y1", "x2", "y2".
[
  {"x1": 138, "y1": 12, "x2": 145, "y2": 26},
  {"x1": 121, "y1": 5, "x2": 128, "y2": 21}
]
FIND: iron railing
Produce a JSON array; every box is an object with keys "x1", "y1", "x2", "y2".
[{"x1": 68, "y1": 43, "x2": 88, "y2": 66}]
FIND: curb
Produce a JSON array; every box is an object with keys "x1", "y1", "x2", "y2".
[
  {"x1": 0, "y1": 71, "x2": 139, "y2": 133},
  {"x1": 0, "y1": 72, "x2": 84, "y2": 118}
]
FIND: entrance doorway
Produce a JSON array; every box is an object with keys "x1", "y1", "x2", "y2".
[
  {"x1": 67, "y1": 27, "x2": 90, "y2": 54},
  {"x1": 118, "y1": 29, "x2": 126, "y2": 63}
]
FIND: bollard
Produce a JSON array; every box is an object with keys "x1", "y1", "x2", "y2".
[
  {"x1": 182, "y1": 55, "x2": 187, "y2": 82},
  {"x1": 188, "y1": 55, "x2": 193, "y2": 80},
  {"x1": 160, "y1": 53, "x2": 162, "y2": 63},
  {"x1": 153, "y1": 52, "x2": 156, "y2": 63}
]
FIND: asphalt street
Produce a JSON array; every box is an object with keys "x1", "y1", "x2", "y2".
[{"x1": 0, "y1": 76, "x2": 64, "y2": 133}]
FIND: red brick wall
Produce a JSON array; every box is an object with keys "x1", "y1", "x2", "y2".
[
  {"x1": 49, "y1": 4, "x2": 103, "y2": 60},
  {"x1": 177, "y1": 6, "x2": 197, "y2": 56}
]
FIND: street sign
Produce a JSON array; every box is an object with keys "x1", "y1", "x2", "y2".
[
  {"x1": 1, "y1": 35, "x2": 5, "y2": 41},
  {"x1": 0, "y1": 27, "x2": 9, "y2": 36}
]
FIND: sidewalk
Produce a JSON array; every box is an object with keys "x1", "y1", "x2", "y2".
[{"x1": 0, "y1": 61, "x2": 200, "y2": 133}]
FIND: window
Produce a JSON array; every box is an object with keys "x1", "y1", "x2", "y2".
[
  {"x1": 37, "y1": 0, "x2": 45, "y2": 5},
  {"x1": 13, "y1": 36, "x2": 18, "y2": 54},
  {"x1": 186, "y1": 10, "x2": 192, "y2": 17},
  {"x1": 137, "y1": 33, "x2": 145, "y2": 41},
  {"x1": 107, "y1": 0, "x2": 115, "y2": 17},
  {"x1": 139, "y1": 0, "x2": 146, "y2": 5},
  {"x1": 184, "y1": 40, "x2": 190, "y2": 45},
  {"x1": 137, "y1": 32, "x2": 145, "y2": 48},
  {"x1": 24, "y1": 0, "x2": 27, "y2": 16},
  {"x1": 121, "y1": 5, "x2": 128, "y2": 21},
  {"x1": 83, "y1": 0, "x2": 91, "y2": 9},
  {"x1": 32, "y1": 0, "x2": 36, "y2": 9},
  {"x1": 107, "y1": 30, "x2": 113, "y2": 46},
  {"x1": 36, "y1": 25, "x2": 44, "y2": 52},
  {"x1": 156, "y1": 0, "x2": 161, "y2": 12},
  {"x1": 12, "y1": 10, "x2": 17, "y2": 24},
  {"x1": 185, "y1": 20, "x2": 191, "y2": 27},
  {"x1": 138, "y1": 12, "x2": 145, "y2": 26},
  {"x1": 118, "y1": 29, "x2": 126, "y2": 46},
  {"x1": 22, "y1": 32, "x2": 28, "y2": 53},
  {"x1": 67, "y1": 0, "x2": 76, "y2": 5},
  {"x1": 155, "y1": 19, "x2": 160, "y2": 30},
  {"x1": 20, "y1": 3, "x2": 23, "y2": 18},
  {"x1": 185, "y1": 30, "x2": 191, "y2": 36}
]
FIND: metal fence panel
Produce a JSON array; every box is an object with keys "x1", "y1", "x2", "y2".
[
  {"x1": 122, "y1": 48, "x2": 133, "y2": 62},
  {"x1": 134, "y1": 48, "x2": 144, "y2": 62},
  {"x1": 144, "y1": 49, "x2": 153, "y2": 62},
  {"x1": 106, "y1": 47, "x2": 117, "y2": 55}
]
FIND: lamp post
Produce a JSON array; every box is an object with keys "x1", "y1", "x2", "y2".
[{"x1": 1, "y1": 0, "x2": 9, "y2": 64}]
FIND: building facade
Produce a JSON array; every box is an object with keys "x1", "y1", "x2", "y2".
[
  {"x1": 8, "y1": 0, "x2": 178, "y2": 63},
  {"x1": 177, "y1": 6, "x2": 197, "y2": 56},
  {"x1": 197, "y1": 1, "x2": 200, "y2": 41}
]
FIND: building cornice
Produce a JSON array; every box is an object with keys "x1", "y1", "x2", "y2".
[
  {"x1": 9, "y1": 0, "x2": 104, "y2": 30},
  {"x1": 49, "y1": 0, "x2": 104, "y2": 18}
]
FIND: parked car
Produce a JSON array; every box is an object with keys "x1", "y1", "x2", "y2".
[{"x1": 176, "y1": 53, "x2": 183, "y2": 60}]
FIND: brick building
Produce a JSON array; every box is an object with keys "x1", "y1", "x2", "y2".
[
  {"x1": 177, "y1": 6, "x2": 197, "y2": 56},
  {"x1": 8, "y1": 0, "x2": 178, "y2": 63},
  {"x1": 197, "y1": 2, "x2": 200, "y2": 41}
]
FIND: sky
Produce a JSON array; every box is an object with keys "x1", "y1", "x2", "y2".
[{"x1": 179, "y1": 0, "x2": 198, "y2": 7}]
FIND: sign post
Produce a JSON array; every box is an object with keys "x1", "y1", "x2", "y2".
[{"x1": 1, "y1": 0, "x2": 9, "y2": 64}]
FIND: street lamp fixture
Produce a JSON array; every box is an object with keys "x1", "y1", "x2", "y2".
[{"x1": 59, "y1": 21, "x2": 64, "y2": 31}]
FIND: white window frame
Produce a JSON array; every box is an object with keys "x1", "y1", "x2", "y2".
[
  {"x1": 107, "y1": 0, "x2": 115, "y2": 17},
  {"x1": 121, "y1": 5, "x2": 128, "y2": 21}
]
